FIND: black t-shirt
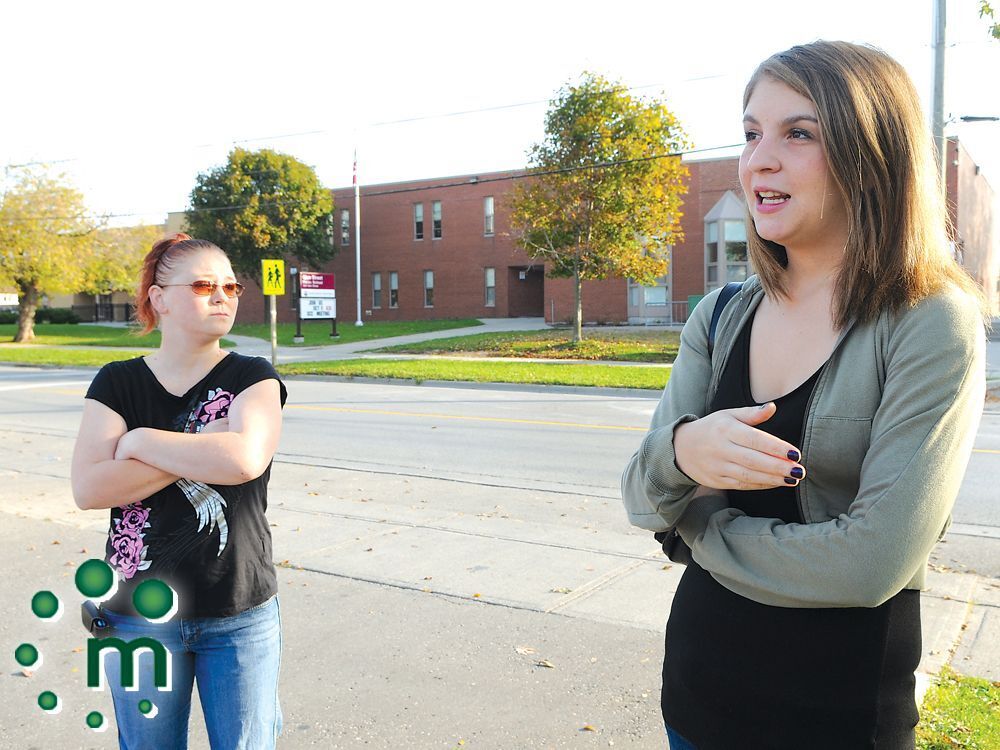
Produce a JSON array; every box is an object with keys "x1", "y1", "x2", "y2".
[{"x1": 85, "y1": 353, "x2": 287, "y2": 618}]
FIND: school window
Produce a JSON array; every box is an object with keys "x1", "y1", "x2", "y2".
[
  {"x1": 483, "y1": 196, "x2": 494, "y2": 236},
  {"x1": 371, "y1": 272, "x2": 382, "y2": 309},
  {"x1": 413, "y1": 204, "x2": 424, "y2": 241},
  {"x1": 340, "y1": 210, "x2": 350, "y2": 246},
  {"x1": 432, "y1": 200, "x2": 442, "y2": 239},
  {"x1": 484, "y1": 267, "x2": 496, "y2": 307},
  {"x1": 724, "y1": 220, "x2": 749, "y2": 283},
  {"x1": 423, "y1": 270, "x2": 434, "y2": 307},
  {"x1": 389, "y1": 271, "x2": 399, "y2": 308},
  {"x1": 705, "y1": 222, "x2": 719, "y2": 291}
]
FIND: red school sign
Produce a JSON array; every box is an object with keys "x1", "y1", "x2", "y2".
[{"x1": 299, "y1": 272, "x2": 335, "y2": 292}]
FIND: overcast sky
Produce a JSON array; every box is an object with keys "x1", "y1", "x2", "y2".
[{"x1": 2, "y1": 0, "x2": 998, "y2": 226}]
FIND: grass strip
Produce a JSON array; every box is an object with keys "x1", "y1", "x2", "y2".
[
  {"x1": 917, "y1": 667, "x2": 1000, "y2": 749},
  {"x1": 278, "y1": 358, "x2": 670, "y2": 390},
  {"x1": 231, "y1": 318, "x2": 483, "y2": 346},
  {"x1": 0, "y1": 324, "x2": 162, "y2": 347},
  {"x1": 373, "y1": 328, "x2": 680, "y2": 362},
  {"x1": 0, "y1": 347, "x2": 152, "y2": 367}
]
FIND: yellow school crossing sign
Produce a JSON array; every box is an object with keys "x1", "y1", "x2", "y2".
[{"x1": 261, "y1": 259, "x2": 285, "y2": 295}]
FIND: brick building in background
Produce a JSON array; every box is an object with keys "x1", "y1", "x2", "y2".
[
  {"x1": 237, "y1": 159, "x2": 743, "y2": 327},
  {"x1": 169, "y1": 141, "x2": 1000, "y2": 327}
]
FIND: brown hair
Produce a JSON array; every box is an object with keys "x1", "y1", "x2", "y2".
[
  {"x1": 134, "y1": 233, "x2": 225, "y2": 334},
  {"x1": 743, "y1": 40, "x2": 984, "y2": 326}
]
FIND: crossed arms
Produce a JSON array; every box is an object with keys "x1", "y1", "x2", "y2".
[{"x1": 70, "y1": 379, "x2": 282, "y2": 510}]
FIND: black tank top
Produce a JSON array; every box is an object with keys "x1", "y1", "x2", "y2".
[{"x1": 661, "y1": 309, "x2": 921, "y2": 750}]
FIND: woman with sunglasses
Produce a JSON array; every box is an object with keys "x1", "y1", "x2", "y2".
[
  {"x1": 71, "y1": 233, "x2": 286, "y2": 749},
  {"x1": 622, "y1": 42, "x2": 987, "y2": 749}
]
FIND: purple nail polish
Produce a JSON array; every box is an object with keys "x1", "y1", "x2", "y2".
[
  {"x1": 784, "y1": 477, "x2": 797, "y2": 485},
  {"x1": 787, "y1": 449, "x2": 800, "y2": 462},
  {"x1": 790, "y1": 466, "x2": 804, "y2": 479}
]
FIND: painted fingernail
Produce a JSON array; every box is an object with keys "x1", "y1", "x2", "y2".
[
  {"x1": 790, "y1": 466, "x2": 804, "y2": 479},
  {"x1": 784, "y1": 477, "x2": 798, "y2": 485},
  {"x1": 787, "y1": 449, "x2": 801, "y2": 462}
]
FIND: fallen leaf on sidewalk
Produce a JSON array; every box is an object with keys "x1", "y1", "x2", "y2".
[
  {"x1": 550, "y1": 587, "x2": 572, "y2": 594},
  {"x1": 51, "y1": 540, "x2": 60, "y2": 545},
  {"x1": 472, "y1": 593, "x2": 481, "y2": 598},
  {"x1": 535, "y1": 660, "x2": 555, "y2": 669},
  {"x1": 515, "y1": 646, "x2": 537, "y2": 655},
  {"x1": 580, "y1": 724, "x2": 596, "y2": 732}
]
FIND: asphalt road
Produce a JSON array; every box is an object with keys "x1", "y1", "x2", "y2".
[{"x1": 1, "y1": 365, "x2": 997, "y2": 575}]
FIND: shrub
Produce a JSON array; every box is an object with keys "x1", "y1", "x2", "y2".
[{"x1": 35, "y1": 308, "x2": 81, "y2": 324}]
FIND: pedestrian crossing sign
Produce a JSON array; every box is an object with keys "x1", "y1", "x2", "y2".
[{"x1": 261, "y1": 259, "x2": 285, "y2": 295}]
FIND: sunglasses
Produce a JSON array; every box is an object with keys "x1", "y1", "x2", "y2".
[{"x1": 160, "y1": 281, "x2": 245, "y2": 298}]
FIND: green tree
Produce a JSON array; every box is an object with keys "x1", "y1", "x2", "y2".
[
  {"x1": 186, "y1": 148, "x2": 336, "y2": 291},
  {"x1": 982, "y1": 1, "x2": 1000, "y2": 39},
  {"x1": 0, "y1": 171, "x2": 102, "y2": 342},
  {"x1": 79, "y1": 223, "x2": 162, "y2": 298},
  {"x1": 510, "y1": 73, "x2": 690, "y2": 342}
]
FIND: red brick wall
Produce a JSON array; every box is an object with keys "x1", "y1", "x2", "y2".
[{"x1": 670, "y1": 157, "x2": 741, "y2": 304}]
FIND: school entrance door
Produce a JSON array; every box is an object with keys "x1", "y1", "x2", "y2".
[{"x1": 506, "y1": 266, "x2": 544, "y2": 317}]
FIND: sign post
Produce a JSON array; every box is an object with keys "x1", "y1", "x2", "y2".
[
  {"x1": 261, "y1": 259, "x2": 286, "y2": 366},
  {"x1": 299, "y1": 272, "x2": 337, "y2": 338},
  {"x1": 289, "y1": 267, "x2": 304, "y2": 344}
]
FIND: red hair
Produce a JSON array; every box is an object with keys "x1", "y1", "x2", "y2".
[{"x1": 134, "y1": 233, "x2": 225, "y2": 334}]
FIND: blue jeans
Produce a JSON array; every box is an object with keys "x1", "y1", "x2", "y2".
[
  {"x1": 100, "y1": 596, "x2": 282, "y2": 750},
  {"x1": 666, "y1": 725, "x2": 698, "y2": 750}
]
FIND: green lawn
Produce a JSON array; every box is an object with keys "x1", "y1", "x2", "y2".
[
  {"x1": 373, "y1": 328, "x2": 681, "y2": 362},
  {"x1": 278, "y1": 358, "x2": 670, "y2": 390},
  {"x1": 231, "y1": 318, "x2": 483, "y2": 346},
  {"x1": 0, "y1": 324, "x2": 162, "y2": 347},
  {"x1": 0, "y1": 347, "x2": 151, "y2": 367},
  {"x1": 917, "y1": 668, "x2": 1000, "y2": 749}
]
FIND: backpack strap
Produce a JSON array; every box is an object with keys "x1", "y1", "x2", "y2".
[{"x1": 707, "y1": 282, "x2": 743, "y2": 357}]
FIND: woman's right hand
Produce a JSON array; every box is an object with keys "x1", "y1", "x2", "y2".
[{"x1": 673, "y1": 402, "x2": 805, "y2": 491}]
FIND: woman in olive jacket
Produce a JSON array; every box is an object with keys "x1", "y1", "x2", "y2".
[{"x1": 621, "y1": 41, "x2": 987, "y2": 750}]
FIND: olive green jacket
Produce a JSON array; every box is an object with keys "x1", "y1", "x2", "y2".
[{"x1": 620, "y1": 276, "x2": 985, "y2": 608}]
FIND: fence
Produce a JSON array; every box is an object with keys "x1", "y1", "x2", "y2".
[{"x1": 72, "y1": 303, "x2": 135, "y2": 323}]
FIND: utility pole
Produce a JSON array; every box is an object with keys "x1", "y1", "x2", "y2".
[
  {"x1": 353, "y1": 149, "x2": 363, "y2": 327},
  {"x1": 932, "y1": 0, "x2": 948, "y2": 196}
]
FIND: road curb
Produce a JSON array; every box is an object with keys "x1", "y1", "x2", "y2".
[{"x1": 280, "y1": 372, "x2": 664, "y2": 398}]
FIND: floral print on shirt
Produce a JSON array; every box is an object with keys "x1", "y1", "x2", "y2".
[{"x1": 109, "y1": 502, "x2": 152, "y2": 580}]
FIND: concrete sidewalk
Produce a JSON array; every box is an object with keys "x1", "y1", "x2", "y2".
[{"x1": 1, "y1": 426, "x2": 997, "y2": 749}]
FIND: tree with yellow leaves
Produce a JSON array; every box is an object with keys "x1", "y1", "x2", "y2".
[
  {"x1": 0, "y1": 171, "x2": 103, "y2": 342},
  {"x1": 510, "y1": 73, "x2": 690, "y2": 342}
]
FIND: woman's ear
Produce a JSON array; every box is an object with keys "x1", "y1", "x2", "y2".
[{"x1": 148, "y1": 286, "x2": 168, "y2": 317}]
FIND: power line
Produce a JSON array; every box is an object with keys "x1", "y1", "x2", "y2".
[
  {"x1": 0, "y1": 142, "x2": 742, "y2": 224},
  {"x1": 1, "y1": 75, "x2": 731, "y2": 175}
]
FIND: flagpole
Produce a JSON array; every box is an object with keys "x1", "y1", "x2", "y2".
[{"x1": 353, "y1": 148, "x2": 363, "y2": 326}]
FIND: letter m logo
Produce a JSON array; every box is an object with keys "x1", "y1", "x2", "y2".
[{"x1": 87, "y1": 637, "x2": 172, "y2": 691}]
